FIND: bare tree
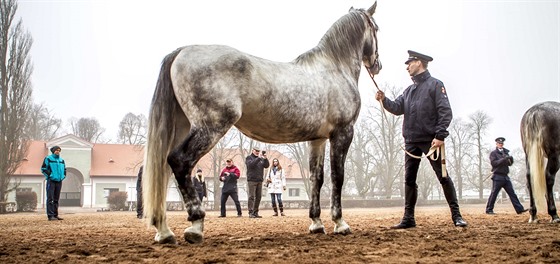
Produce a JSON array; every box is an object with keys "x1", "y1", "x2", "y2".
[
  {"x1": 0, "y1": 0, "x2": 34, "y2": 203},
  {"x1": 345, "y1": 119, "x2": 377, "y2": 198},
  {"x1": 417, "y1": 159, "x2": 438, "y2": 200},
  {"x1": 447, "y1": 118, "x2": 474, "y2": 199},
  {"x1": 284, "y1": 142, "x2": 311, "y2": 197},
  {"x1": 26, "y1": 103, "x2": 61, "y2": 140},
  {"x1": 70, "y1": 117, "x2": 105, "y2": 143},
  {"x1": 368, "y1": 85, "x2": 404, "y2": 198},
  {"x1": 117, "y1": 112, "x2": 146, "y2": 145},
  {"x1": 467, "y1": 110, "x2": 492, "y2": 199}
]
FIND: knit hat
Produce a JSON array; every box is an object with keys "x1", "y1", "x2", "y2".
[{"x1": 50, "y1": 146, "x2": 61, "y2": 153}]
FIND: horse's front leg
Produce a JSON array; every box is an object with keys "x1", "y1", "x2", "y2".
[
  {"x1": 546, "y1": 156, "x2": 560, "y2": 223},
  {"x1": 308, "y1": 139, "x2": 327, "y2": 234},
  {"x1": 329, "y1": 128, "x2": 353, "y2": 235}
]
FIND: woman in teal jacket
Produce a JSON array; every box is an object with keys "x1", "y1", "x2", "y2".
[{"x1": 41, "y1": 146, "x2": 66, "y2": 221}]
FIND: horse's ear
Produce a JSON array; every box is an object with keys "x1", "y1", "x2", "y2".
[
  {"x1": 366, "y1": 1, "x2": 377, "y2": 16},
  {"x1": 349, "y1": 6, "x2": 355, "y2": 12}
]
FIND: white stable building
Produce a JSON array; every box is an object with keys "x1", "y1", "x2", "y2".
[{"x1": 11, "y1": 134, "x2": 308, "y2": 209}]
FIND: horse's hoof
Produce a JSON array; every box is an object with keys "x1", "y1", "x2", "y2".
[
  {"x1": 184, "y1": 231, "x2": 204, "y2": 244},
  {"x1": 155, "y1": 234, "x2": 177, "y2": 244},
  {"x1": 550, "y1": 218, "x2": 560, "y2": 224},
  {"x1": 528, "y1": 217, "x2": 539, "y2": 224},
  {"x1": 309, "y1": 226, "x2": 326, "y2": 234},
  {"x1": 309, "y1": 219, "x2": 326, "y2": 234},
  {"x1": 334, "y1": 226, "x2": 352, "y2": 235},
  {"x1": 334, "y1": 227, "x2": 352, "y2": 236},
  {"x1": 333, "y1": 220, "x2": 351, "y2": 235}
]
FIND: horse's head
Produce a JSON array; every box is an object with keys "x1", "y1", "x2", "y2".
[{"x1": 359, "y1": 1, "x2": 381, "y2": 76}]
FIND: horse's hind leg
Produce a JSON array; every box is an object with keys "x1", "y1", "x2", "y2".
[
  {"x1": 545, "y1": 155, "x2": 560, "y2": 223},
  {"x1": 329, "y1": 127, "x2": 353, "y2": 235},
  {"x1": 308, "y1": 139, "x2": 327, "y2": 234},
  {"x1": 525, "y1": 157, "x2": 538, "y2": 223},
  {"x1": 167, "y1": 124, "x2": 228, "y2": 243}
]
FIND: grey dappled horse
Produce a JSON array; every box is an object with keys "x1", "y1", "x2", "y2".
[
  {"x1": 143, "y1": 2, "x2": 381, "y2": 244},
  {"x1": 521, "y1": 101, "x2": 560, "y2": 223}
]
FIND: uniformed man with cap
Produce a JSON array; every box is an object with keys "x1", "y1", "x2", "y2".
[
  {"x1": 485, "y1": 137, "x2": 528, "y2": 215},
  {"x1": 375, "y1": 50, "x2": 468, "y2": 228}
]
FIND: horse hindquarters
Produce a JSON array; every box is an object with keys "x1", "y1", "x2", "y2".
[{"x1": 143, "y1": 48, "x2": 184, "y2": 244}]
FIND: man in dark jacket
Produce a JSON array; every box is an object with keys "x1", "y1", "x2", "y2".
[
  {"x1": 41, "y1": 145, "x2": 66, "y2": 221},
  {"x1": 485, "y1": 137, "x2": 528, "y2": 215},
  {"x1": 375, "y1": 50, "x2": 467, "y2": 228},
  {"x1": 219, "y1": 159, "x2": 242, "y2": 217},
  {"x1": 245, "y1": 146, "x2": 270, "y2": 218}
]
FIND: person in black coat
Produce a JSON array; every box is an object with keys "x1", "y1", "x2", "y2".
[
  {"x1": 192, "y1": 169, "x2": 207, "y2": 201},
  {"x1": 485, "y1": 137, "x2": 528, "y2": 215},
  {"x1": 245, "y1": 146, "x2": 270, "y2": 218},
  {"x1": 375, "y1": 50, "x2": 467, "y2": 228},
  {"x1": 219, "y1": 159, "x2": 242, "y2": 217}
]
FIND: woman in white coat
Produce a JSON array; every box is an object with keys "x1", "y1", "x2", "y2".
[{"x1": 265, "y1": 158, "x2": 286, "y2": 216}]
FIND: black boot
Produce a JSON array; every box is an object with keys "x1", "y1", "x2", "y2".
[
  {"x1": 279, "y1": 203, "x2": 285, "y2": 216},
  {"x1": 272, "y1": 205, "x2": 278, "y2": 216},
  {"x1": 391, "y1": 185, "x2": 417, "y2": 229},
  {"x1": 442, "y1": 179, "x2": 468, "y2": 227}
]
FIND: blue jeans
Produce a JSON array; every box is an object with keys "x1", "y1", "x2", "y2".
[{"x1": 270, "y1": 193, "x2": 283, "y2": 208}]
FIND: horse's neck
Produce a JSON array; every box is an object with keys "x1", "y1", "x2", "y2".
[{"x1": 294, "y1": 15, "x2": 365, "y2": 79}]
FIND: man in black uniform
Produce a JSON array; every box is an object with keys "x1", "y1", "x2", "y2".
[
  {"x1": 375, "y1": 50, "x2": 467, "y2": 228},
  {"x1": 485, "y1": 137, "x2": 528, "y2": 215}
]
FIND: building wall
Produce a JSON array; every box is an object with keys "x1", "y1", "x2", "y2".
[
  {"x1": 8, "y1": 178, "x2": 44, "y2": 207},
  {"x1": 63, "y1": 148, "x2": 92, "y2": 183}
]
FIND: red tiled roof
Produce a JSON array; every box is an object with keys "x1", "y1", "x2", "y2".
[
  {"x1": 15, "y1": 141, "x2": 49, "y2": 176},
  {"x1": 90, "y1": 144, "x2": 144, "y2": 176}
]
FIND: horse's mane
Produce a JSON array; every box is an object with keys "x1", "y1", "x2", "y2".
[{"x1": 294, "y1": 10, "x2": 371, "y2": 70}]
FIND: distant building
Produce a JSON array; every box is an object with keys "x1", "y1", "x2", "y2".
[{"x1": 10, "y1": 134, "x2": 308, "y2": 209}]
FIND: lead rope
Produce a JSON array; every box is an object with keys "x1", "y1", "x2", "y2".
[{"x1": 365, "y1": 67, "x2": 447, "y2": 177}]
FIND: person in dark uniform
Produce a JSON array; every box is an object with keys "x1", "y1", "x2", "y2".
[
  {"x1": 136, "y1": 165, "x2": 143, "y2": 219},
  {"x1": 375, "y1": 50, "x2": 467, "y2": 228},
  {"x1": 192, "y1": 168, "x2": 207, "y2": 201},
  {"x1": 485, "y1": 137, "x2": 528, "y2": 215}
]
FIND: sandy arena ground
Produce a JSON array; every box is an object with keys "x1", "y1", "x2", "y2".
[{"x1": 1, "y1": 203, "x2": 559, "y2": 263}]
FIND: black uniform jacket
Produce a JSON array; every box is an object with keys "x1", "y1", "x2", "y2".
[
  {"x1": 490, "y1": 147, "x2": 513, "y2": 176},
  {"x1": 382, "y1": 70, "x2": 452, "y2": 143}
]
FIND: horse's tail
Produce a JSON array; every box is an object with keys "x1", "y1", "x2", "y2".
[
  {"x1": 143, "y1": 48, "x2": 182, "y2": 227},
  {"x1": 522, "y1": 114, "x2": 547, "y2": 213}
]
